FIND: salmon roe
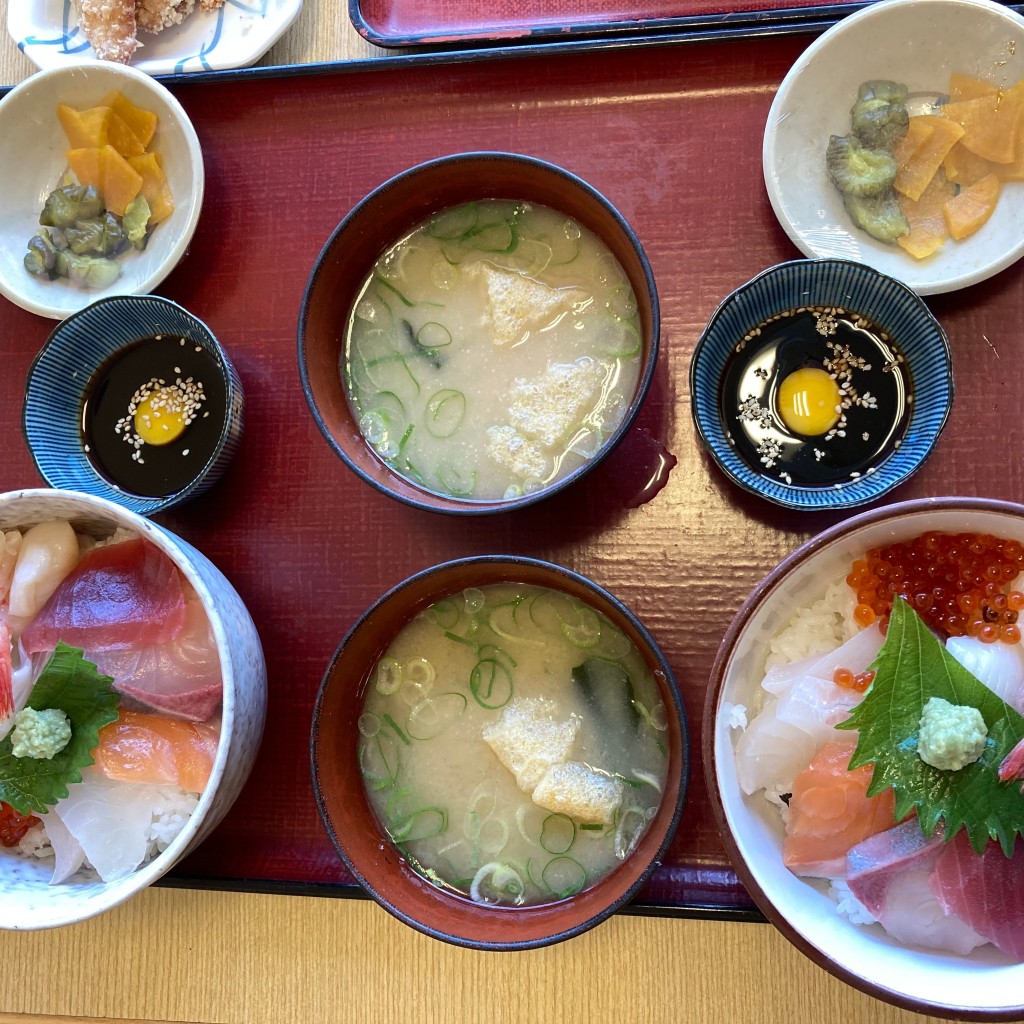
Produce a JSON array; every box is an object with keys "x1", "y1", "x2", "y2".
[
  {"x1": 834, "y1": 667, "x2": 876, "y2": 692},
  {"x1": 846, "y1": 531, "x2": 1024, "y2": 642},
  {"x1": 0, "y1": 802, "x2": 41, "y2": 848}
]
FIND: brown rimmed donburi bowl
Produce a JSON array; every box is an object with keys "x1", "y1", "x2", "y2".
[
  {"x1": 310, "y1": 555, "x2": 688, "y2": 950},
  {"x1": 703, "y1": 496, "x2": 1024, "y2": 1021},
  {"x1": 297, "y1": 151, "x2": 660, "y2": 516}
]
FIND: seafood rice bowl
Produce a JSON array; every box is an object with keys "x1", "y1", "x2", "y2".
[
  {"x1": 0, "y1": 489, "x2": 266, "y2": 929},
  {"x1": 706, "y1": 498, "x2": 1024, "y2": 1019}
]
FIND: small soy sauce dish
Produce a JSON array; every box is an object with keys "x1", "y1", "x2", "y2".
[
  {"x1": 690, "y1": 258, "x2": 953, "y2": 511},
  {"x1": 23, "y1": 294, "x2": 244, "y2": 515}
]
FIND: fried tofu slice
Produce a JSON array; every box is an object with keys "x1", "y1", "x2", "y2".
[
  {"x1": 75, "y1": 0, "x2": 137, "y2": 64},
  {"x1": 531, "y1": 761, "x2": 624, "y2": 826},
  {"x1": 474, "y1": 263, "x2": 586, "y2": 347},
  {"x1": 482, "y1": 697, "x2": 579, "y2": 793}
]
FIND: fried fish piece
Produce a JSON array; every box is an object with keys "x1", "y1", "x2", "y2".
[
  {"x1": 75, "y1": 0, "x2": 137, "y2": 63},
  {"x1": 198, "y1": 0, "x2": 225, "y2": 10},
  {"x1": 136, "y1": 0, "x2": 195, "y2": 34}
]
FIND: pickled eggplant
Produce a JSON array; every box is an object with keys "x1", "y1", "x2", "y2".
[
  {"x1": 843, "y1": 191, "x2": 910, "y2": 245},
  {"x1": 23, "y1": 232, "x2": 59, "y2": 278},
  {"x1": 826, "y1": 135, "x2": 898, "y2": 197},
  {"x1": 851, "y1": 80, "x2": 909, "y2": 150},
  {"x1": 54, "y1": 251, "x2": 122, "y2": 290},
  {"x1": 122, "y1": 196, "x2": 152, "y2": 250},
  {"x1": 64, "y1": 212, "x2": 126, "y2": 257},
  {"x1": 38, "y1": 184, "x2": 104, "y2": 229}
]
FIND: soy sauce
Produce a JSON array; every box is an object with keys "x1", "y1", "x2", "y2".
[
  {"x1": 719, "y1": 306, "x2": 912, "y2": 488},
  {"x1": 82, "y1": 335, "x2": 227, "y2": 498}
]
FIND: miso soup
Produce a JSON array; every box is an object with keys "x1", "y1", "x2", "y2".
[
  {"x1": 358, "y1": 584, "x2": 669, "y2": 907},
  {"x1": 341, "y1": 200, "x2": 644, "y2": 501}
]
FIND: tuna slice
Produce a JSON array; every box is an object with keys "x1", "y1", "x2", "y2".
[
  {"x1": 53, "y1": 768, "x2": 198, "y2": 882},
  {"x1": 90, "y1": 599, "x2": 222, "y2": 721},
  {"x1": 783, "y1": 737, "x2": 896, "y2": 878},
  {"x1": 91, "y1": 709, "x2": 219, "y2": 793},
  {"x1": 930, "y1": 831, "x2": 1024, "y2": 961},
  {"x1": 846, "y1": 820, "x2": 987, "y2": 954},
  {"x1": 21, "y1": 538, "x2": 186, "y2": 655}
]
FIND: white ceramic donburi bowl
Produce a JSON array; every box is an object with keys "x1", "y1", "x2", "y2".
[
  {"x1": 0, "y1": 62, "x2": 204, "y2": 320},
  {"x1": 0, "y1": 489, "x2": 266, "y2": 930},
  {"x1": 763, "y1": 0, "x2": 1024, "y2": 295},
  {"x1": 705, "y1": 497, "x2": 1024, "y2": 1020}
]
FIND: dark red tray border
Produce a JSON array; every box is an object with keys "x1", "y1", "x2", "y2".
[{"x1": 347, "y1": 0, "x2": 1024, "y2": 50}]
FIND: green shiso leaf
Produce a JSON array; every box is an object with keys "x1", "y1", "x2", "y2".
[
  {"x1": 837, "y1": 599, "x2": 1024, "y2": 856},
  {"x1": 0, "y1": 643, "x2": 119, "y2": 815}
]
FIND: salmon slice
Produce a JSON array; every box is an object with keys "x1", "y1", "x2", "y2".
[
  {"x1": 91, "y1": 710, "x2": 218, "y2": 793},
  {"x1": 782, "y1": 737, "x2": 896, "y2": 877}
]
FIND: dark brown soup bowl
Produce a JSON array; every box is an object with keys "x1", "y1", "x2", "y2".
[
  {"x1": 297, "y1": 151, "x2": 660, "y2": 515},
  {"x1": 310, "y1": 555, "x2": 688, "y2": 949}
]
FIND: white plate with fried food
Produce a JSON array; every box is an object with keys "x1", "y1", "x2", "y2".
[{"x1": 9, "y1": 0, "x2": 302, "y2": 76}]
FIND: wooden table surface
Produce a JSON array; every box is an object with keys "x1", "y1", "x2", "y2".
[{"x1": 0, "y1": 3, "x2": 1009, "y2": 1023}]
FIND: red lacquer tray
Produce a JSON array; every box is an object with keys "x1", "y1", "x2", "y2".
[
  {"x1": 349, "y1": 0, "x2": 1022, "y2": 48},
  {"x1": 2, "y1": 33, "x2": 1023, "y2": 920}
]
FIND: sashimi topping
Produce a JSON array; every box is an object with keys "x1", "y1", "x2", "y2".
[
  {"x1": 21, "y1": 538, "x2": 187, "y2": 656},
  {"x1": 999, "y1": 736, "x2": 1024, "y2": 782},
  {"x1": 92, "y1": 710, "x2": 218, "y2": 793},
  {"x1": 0, "y1": 644, "x2": 119, "y2": 815},
  {"x1": 839, "y1": 599, "x2": 1024, "y2": 856},
  {"x1": 91, "y1": 598, "x2": 222, "y2": 722},
  {"x1": 0, "y1": 621, "x2": 12, "y2": 721},
  {"x1": 930, "y1": 831, "x2": 1024, "y2": 960},
  {"x1": 783, "y1": 738, "x2": 896, "y2": 877},
  {"x1": 847, "y1": 819, "x2": 944, "y2": 917}
]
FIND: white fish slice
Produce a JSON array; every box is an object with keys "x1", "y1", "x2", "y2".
[
  {"x1": 53, "y1": 769, "x2": 184, "y2": 882},
  {"x1": 40, "y1": 810, "x2": 85, "y2": 885},
  {"x1": 945, "y1": 636, "x2": 1024, "y2": 713}
]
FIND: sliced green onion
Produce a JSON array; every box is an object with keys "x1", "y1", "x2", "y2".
[
  {"x1": 383, "y1": 713, "x2": 411, "y2": 746},
  {"x1": 634, "y1": 698, "x2": 669, "y2": 732},
  {"x1": 404, "y1": 657, "x2": 435, "y2": 687},
  {"x1": 476, "y1": 643, "x2": 516, "y2": 670},
  {"x1": 542, "y1": 856, "x2": 587, "y2": 899},
  {"x1": 417, "y1": 322, "x2": 452, "y2": 349},
  {"x1": 391, "y1": 807, "x2": 448, "y2": 842},
  {"x1": 444, "y1": 629, "x2": 480, "y2": 653},
  {"x1": 462, "y1": 588, "x2": 485, "y2": 614},
  {"x1": 425, "y1": 388, "x2": 466, "y2": 438},
  {"x1": 559, "y1": 603, "x2": 602, "y2": 648},
  {"x1": 548, "y1": 219, "x2": 582, "y2": 265},
  {"x1": 540, "y1": 813, "x2": 575, "y2": 855},
  {"x1": 595, "y1": 625, "x2": 633, "y2": 660},
  {"x1": 469, "y1": 862, "x2": 525, "y2": 905},
  {"x1": 466, "y1": 221, "x2": 516, "y2": 253},
  {"x1": 359, "y1": 732, "x2": 400, "y2": 791},
  {"x1": 373, "y1": 274, "x2": 416, "y2": 307},
  {"x1": 579, "y1": 823, "x2": 604, "y2": 832},
  {"x1": 357, "y1": 712, "x2": 381, "y2": 738},
  {"x1": 515, "y1": 802, "x2": 541, "y2": 844},
  {"x1": 614, "y1": 806, "x2": 647, "y2": 860},
  {"x1": 631, "y1": 769, "x2": 663, "y2": 793},
  {"x1": 427, "y1": 598, "x2": 460, "y2": 629},
  {"x1": 470, "y1": 658, "x2": 513, "y2": 709},
  {"x1": 488, "y1": 601, "x2": 543, "y2": 647},
  {"x1": 478, "y1": 816, "x2": 510, "y2": 855},
  {"x1": 437, "y1": 460, "x2": 475, "y2": 497},
  {"x1": 427, "y1": 203, "x2": 479, "y2": 240},
  {"x1": 406, "y1": 692, "x2": 467, "y2": 740},
  {"x1": 375, "y1": 656, "x2": 403, "y2": 695}
]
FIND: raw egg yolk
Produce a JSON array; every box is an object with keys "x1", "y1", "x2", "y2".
[
  {"x1": 777, "y1": 368, "x2": 841, "y2": 436},
  {"x1": 133, "y1": 389, "x2": 187, "y2": 446}
]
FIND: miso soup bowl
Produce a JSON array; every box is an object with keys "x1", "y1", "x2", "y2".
[
  {"x1": 0, "y1": 488, "x2": 267, "y2": 930},
  {"x1": 298, "y1": 152, "x2": 660, "y2": 515},
  {"x1": 705, "y1": 496, "x2": 1024, "y2": 1020},
  {"x1": 310, "y1": 555, "x2": 689, "y2": 950}
]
